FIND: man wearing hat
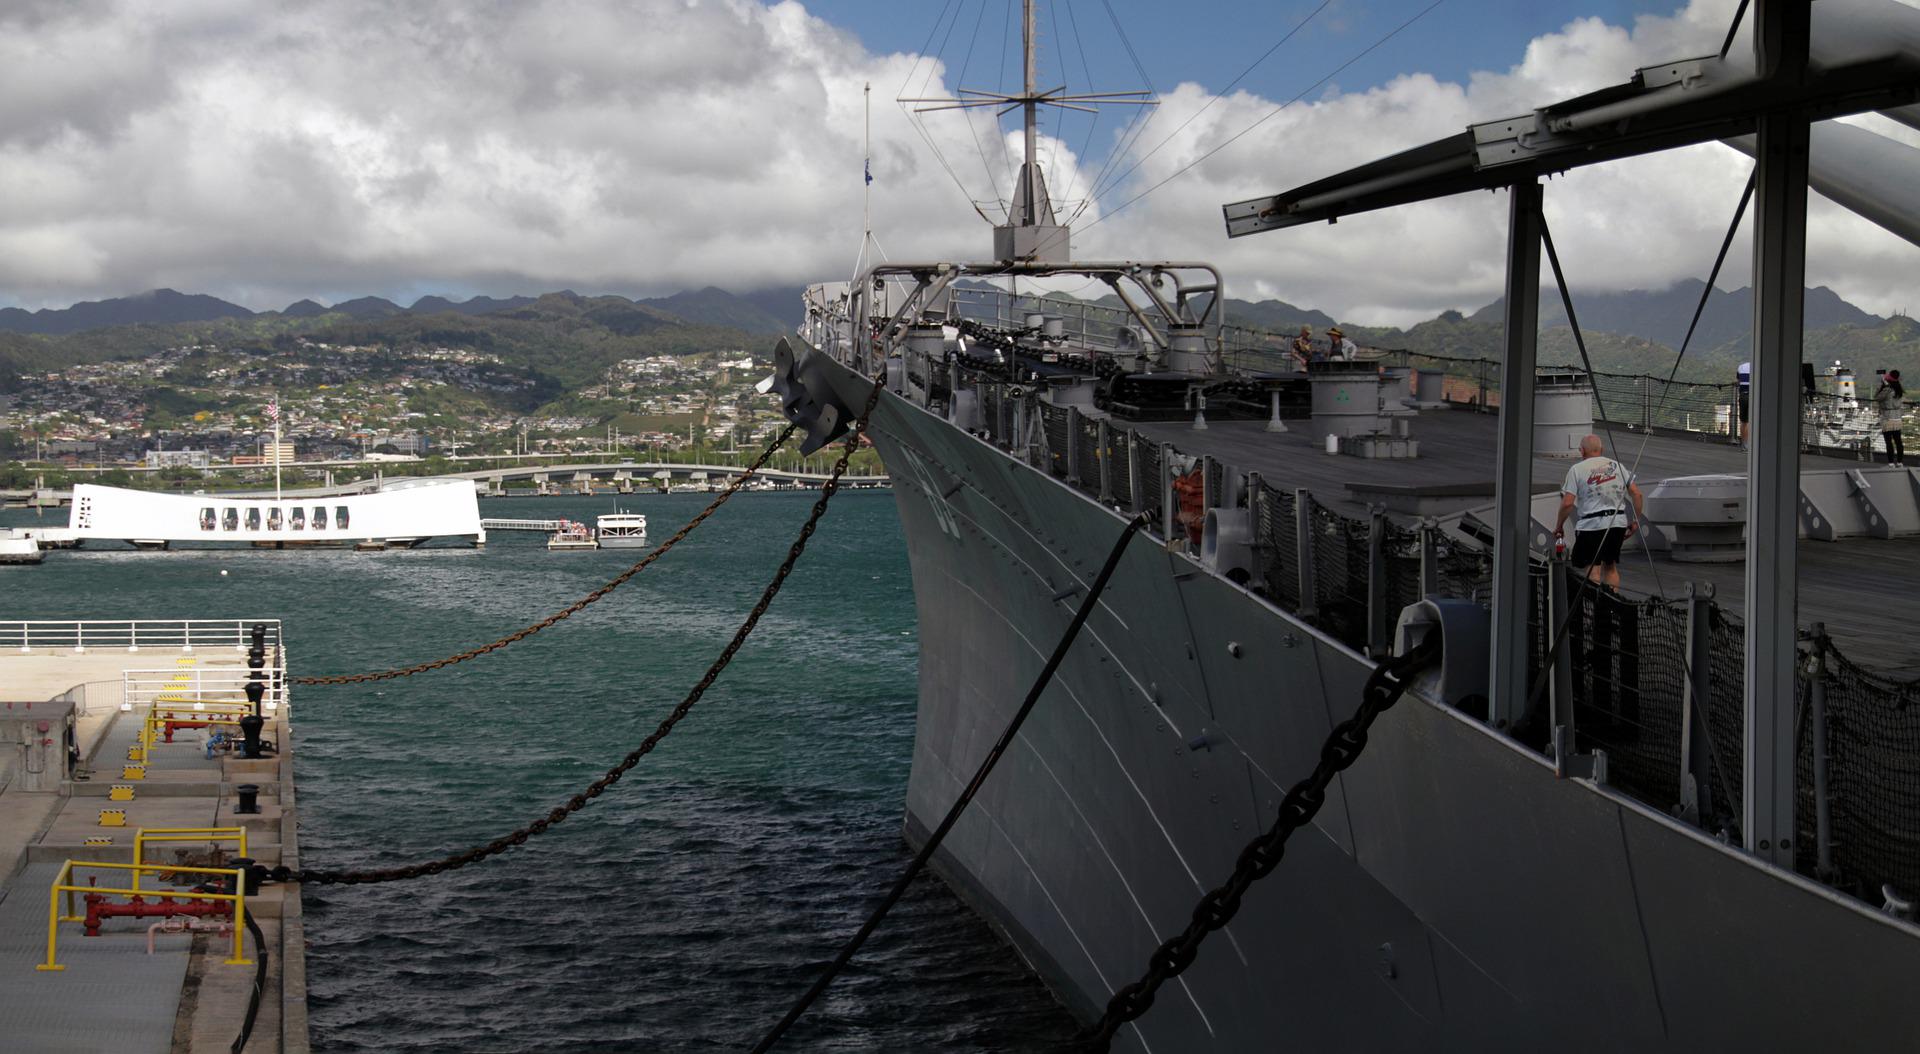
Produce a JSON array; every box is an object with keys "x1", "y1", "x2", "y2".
[
  {"x1": 1328, "y1": 326, "x2": 1357, "y2": 362},
  {"x1": 1291, "y1": 325, "x2": 1314, "y2": 371}
]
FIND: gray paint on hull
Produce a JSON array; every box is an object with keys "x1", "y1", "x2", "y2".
[{"x1": 798, "y1": 347, "x2": 1920, "y2": 1050}]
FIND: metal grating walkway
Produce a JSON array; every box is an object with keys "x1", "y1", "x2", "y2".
[{"x1": 0, "y1": 861, "x2": 192, "y2": 1054}]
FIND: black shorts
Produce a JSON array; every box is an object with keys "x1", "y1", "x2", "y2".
[
  {"x1": 1738, "y1": 391, "x2": 1750, "y2": 423},
  {"x1": 1571, "y1": 526, "x2": 1627, "y2": 567}
]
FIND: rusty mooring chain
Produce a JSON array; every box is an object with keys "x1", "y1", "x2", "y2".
[
  {"x1": 280, "y1": 377, "x2": 882, "y2": 887},
  {"x1": 292, "y1": 423, "x2": 798, "y2": 686},
  {"x1": 1078, "y1": 637, "x2": 1443, "y2": 1048}
]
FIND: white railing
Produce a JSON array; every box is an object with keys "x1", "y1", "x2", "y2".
[
  {"x1": 47, "y1": 681, "x2": 115, "y2": 718},
  {"x1": 121, "y1": 665, "x2": 288, "y2": 715},
  {"x1": 0, "y1": 619, "x2": 283, "y2": 654}
]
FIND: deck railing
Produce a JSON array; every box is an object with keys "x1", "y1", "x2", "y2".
[{"x1": 1380, "y1": 346, "x2": 1917, "y2": 454}]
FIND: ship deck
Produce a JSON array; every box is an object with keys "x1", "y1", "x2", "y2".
[{"x1": 1130, "y1": 408, "x2": 1920, "y2": 673}]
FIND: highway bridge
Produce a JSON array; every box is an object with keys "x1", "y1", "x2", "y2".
[{"x1": 3, "y1": 462, "x2": 888, "y2": 505}]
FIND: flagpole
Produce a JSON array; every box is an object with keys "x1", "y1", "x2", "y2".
[
  {"x1": 271, "y1": 395, "x2": 282, "y2": 503},
  {"x1": 851, "y1": 82, "x2": 887, "y2": 281},
  {"x1": 864, "y1": 81, "x2": 872, "y2": 241}
]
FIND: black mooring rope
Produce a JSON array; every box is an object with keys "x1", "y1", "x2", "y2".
[
  {"x1": 231, "y1": 909, "x2": 269, "y2": 1054},
  {"x1": 750, "y1": 512, "x2": 1149, "y2": 1052}
]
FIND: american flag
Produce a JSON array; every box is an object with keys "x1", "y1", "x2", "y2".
[{"x1": 265, "y1": 395, "x2": 279, "y2": 423}]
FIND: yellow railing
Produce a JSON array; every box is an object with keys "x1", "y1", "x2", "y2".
[
  {"x1": 137, "y1": 702, "x2": 254, "y2": 759},
  {"x1": 131, "y1": 827, "x2": 249, "y2": 892},
  {"x1": 39, "y1": 859, "x2": 250, "y2": 971}
]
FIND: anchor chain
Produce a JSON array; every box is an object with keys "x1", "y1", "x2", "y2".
[
  {"x1": 293, "y1": 423, "x2": 798, "y2": 685},
  {"x1": 1079, "y1": 637, "x2": 1442, "y2": 1048},
  {"x1": 279, "y1": 376, "x2": 883, "y2": 886}
]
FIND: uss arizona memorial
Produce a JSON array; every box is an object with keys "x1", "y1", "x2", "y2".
[
  {"x1": 31, "y1": 480, "x2": 486, "y2": 549},
  {"x1": 9, "y1": 461, "x2": 890, "y2": 550}
]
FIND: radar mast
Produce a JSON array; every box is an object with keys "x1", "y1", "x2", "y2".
[{"x1": 903, "y1": 0, "x2": 1153, "y2": 263}]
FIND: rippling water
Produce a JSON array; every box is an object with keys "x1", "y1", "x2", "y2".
[{"x1": 2, "y1": 492, "x2": 1076, "y2": 1051}]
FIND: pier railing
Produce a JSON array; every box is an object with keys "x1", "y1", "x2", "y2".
[
  {"x1": 122, "y1": 667, "x2": 287, "y2": 715},
  {"x1": 0, "y1": 619, "x2": 283, "y2": 654}
]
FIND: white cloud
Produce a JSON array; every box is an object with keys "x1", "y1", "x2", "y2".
[{"x1": 0, "y1": 0, "x2": 1914, "y2": 324}]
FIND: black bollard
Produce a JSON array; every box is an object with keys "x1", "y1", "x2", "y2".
[
  {"x1": 230, "y1": 856, "x2": 264, "y2": 895},
  {"x1": 239, "y1": 714, "x2": 264, "y2": 759},
  {"x1": 245, "y1": 679, "x2": 265, "y2": 715},
  {"x1": 235, "y1": 784, "x2": 261, "y2": 814}
]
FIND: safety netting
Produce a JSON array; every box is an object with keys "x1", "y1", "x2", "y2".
[{"x1": 1040, "y1": 403, "x2": 1069, "y2": 479}]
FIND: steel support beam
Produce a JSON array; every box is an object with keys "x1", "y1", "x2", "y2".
[
  {"x1": 1489, "y1": 180, "x2": 1543, "y2": 731},
  {"x1": 1743, "y1": 0, "x2": 1810, "y2": 869},
  {"x1": 1679, "y1": 583, "x2": 1716, "y2": 828}
]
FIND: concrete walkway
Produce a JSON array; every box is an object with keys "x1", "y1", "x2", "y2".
[{"x1": 0, "y1": 643, "x2": 303, "y2": 1053}]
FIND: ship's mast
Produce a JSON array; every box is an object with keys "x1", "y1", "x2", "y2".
[
  {"x1": 1019, "y1": 0, "x2": 1040, "y2": 229},
  {"x1": 902, "y1": 0, "x2": 1152, "y2": 264}
]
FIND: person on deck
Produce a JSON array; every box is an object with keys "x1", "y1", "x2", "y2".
[
  {"x1": 1876, "y1": 369, "x2": 1907, "y2": 467},
  {"x1": 1291, "y1": 325, "x2": 1314, "y2": 371},
  {"x1": 1328, "y1": 326, "x2": 1357, "y2": 361},
  {"x1": 1172, "y1": 465, "x2": 1206, "y2": 545},
  {"x1": 1736, "y1": 361, "x2": 1751, "y2": 445},
  {"x1": 1552, "y1": 434, "x2": 1646, "y2": 590}
]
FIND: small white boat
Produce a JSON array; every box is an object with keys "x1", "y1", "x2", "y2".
[
  {"x1": 547, "y1": 519, "x2": 598, "y2": 551},
  {"x1": 596, "y1": 512, "x2": 648, "y2": 549}
]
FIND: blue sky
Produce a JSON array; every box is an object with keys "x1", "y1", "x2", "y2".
[{"x1": 804, "y1": 0, "x2": 1693, "y2": 102}]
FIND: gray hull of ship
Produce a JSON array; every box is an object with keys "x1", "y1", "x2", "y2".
[{"x1": 800, "y1": 347, "x2": 1920, "y2": 1051}]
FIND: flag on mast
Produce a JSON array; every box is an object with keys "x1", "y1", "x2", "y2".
[
  {"x1": 265, "y1": 395, "x2": 280, "y2": 424},
  {"x1": 865, "y1": 158, "x2": 872, "y2": 186}
]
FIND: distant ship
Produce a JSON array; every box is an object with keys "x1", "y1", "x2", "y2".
[
  {"x1": 546, "y1": 519, "x2": 599, "y2": 550},
  {"x1": 770, "y1": 1, "x2": 1920, "y2": 1048},
  {"x1": 595, "y1": 512, "x2": 648, "y2": 549}
]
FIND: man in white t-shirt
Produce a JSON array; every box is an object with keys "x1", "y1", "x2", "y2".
[{"x1": 1552, "y1": 434, "x2": 1646, "y2": 589}]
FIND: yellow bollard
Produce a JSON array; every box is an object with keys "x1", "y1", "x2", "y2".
[
  {"x1": 83, "y1": 836, "x2": 114, "y2": 847},
  {"x1": 108, "y1": 785, "x2": 135, "y2": 801},
  {"x1": 121, "y1": 765, "x2": 146, "y2": 781},
  {"x1": 98, "y1": 809, "x2": 126, "y2": 827}
]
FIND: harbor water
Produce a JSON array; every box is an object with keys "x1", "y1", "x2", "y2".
[{"x1": 1, "y1": 491, "x2": 1076, "y2": 1051}]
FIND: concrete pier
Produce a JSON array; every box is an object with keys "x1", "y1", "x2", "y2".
[{"x1": 0, "y1": 627, "x2": 309, "y2": 1053}]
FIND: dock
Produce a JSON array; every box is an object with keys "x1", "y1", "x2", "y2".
[{"x1": 0, "y1": 620, "x2": 308, "y2": 1053}]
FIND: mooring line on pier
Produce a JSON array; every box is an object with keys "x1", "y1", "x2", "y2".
[
  {"x1": 274, "y1": 377, "x2": 881, "y2": 886},
  {"x1": 293, "y1": 423, "x2": 799, "y2": 686}
]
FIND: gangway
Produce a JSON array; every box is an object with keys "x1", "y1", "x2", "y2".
[{"x1": 478, "y1": 518, "x2": 563, "y2": 532}]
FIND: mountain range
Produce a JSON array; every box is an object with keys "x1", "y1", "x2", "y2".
[
  {"x1": 1, "y1": 281, "x2": 1912, "y2": 393},
  {"x1": 0, "y1": 285, "x2": 800, "y2": 338},
  {"x1": 4, "y1": 279, "x2": 1890, "y2": 355},
  {"x1": 1470, "y1": 279, "x2": 1885, "y2": 355}
]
